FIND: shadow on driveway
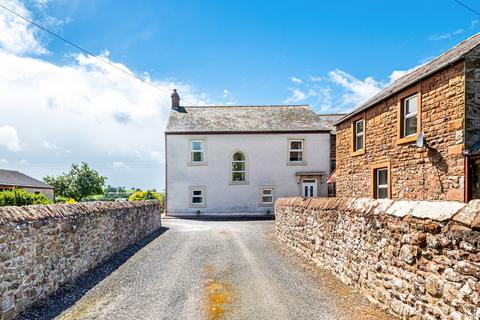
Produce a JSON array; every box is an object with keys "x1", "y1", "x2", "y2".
[{"x1": 16, "y1": 227, "x2": 169, "y2": 320}]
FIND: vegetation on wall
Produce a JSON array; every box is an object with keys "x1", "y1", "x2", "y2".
[
  {"x1": 44, "y1": 162, "x2": 106, "y2": 202},
  {"x1": 0, "y1": 189, "x2": 51, "y2": 206},
  {"x1": 128, "y1": 190, "x2": 165, "y2": 212}
]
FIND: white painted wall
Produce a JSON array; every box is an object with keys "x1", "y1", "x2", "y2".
[{"x1": 166, "y1": 133, "x2": 330, "y2": 216}]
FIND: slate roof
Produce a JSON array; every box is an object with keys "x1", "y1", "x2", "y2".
[
  {"x1": 0, "y1": 169, "x2": 53, "y2": 189},
  {"x1": 336, "y1": 33, "x2": 480, "y2": 125},
  {"x1": 165, "y1": 105, "x2": 334, "y2": 133},
  {"x1": 317, "y1": 114, "x2": 346, "y2": 134}
]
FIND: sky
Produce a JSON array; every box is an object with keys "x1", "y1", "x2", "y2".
[{"x1": 0, "y1": 0, "x2": 479, "y2": 190}]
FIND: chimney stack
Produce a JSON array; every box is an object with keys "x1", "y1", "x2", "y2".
[{"x1": 171, "y1": 89, "x2": 180, "y2": 110}]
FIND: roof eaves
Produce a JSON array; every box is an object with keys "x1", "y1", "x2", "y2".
[{"x1": 334, "y1": 47, "x2": 473, "y2": 126}]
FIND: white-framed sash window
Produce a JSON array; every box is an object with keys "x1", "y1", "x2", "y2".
[{"x1": 288, "y1": 139, "x2": 304, "y2": 162}]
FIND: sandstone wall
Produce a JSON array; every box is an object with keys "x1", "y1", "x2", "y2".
[
  {"x1": 336, "y1": 61, "x2": 465, "y2": 201},
  {"x1": 275, "y1": 197, "x2": 480, "y2": 319},
  {"x1": 0, "y1": 201, "x2": 161, "y2": 320}
]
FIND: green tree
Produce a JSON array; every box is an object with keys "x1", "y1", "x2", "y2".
[{"x1": 44, "y1": 162, "x2": 106, "y2": 201}]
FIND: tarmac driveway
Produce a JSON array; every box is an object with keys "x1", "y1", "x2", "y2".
[{"x1": 19, "y1": 218, "x2": 392, "y2": 320}]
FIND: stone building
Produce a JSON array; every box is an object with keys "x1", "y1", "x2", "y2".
[
  {"x1": 0, "y1": 169, "x2": 54, "y2": 200},
  {"x1": 335, "y1": 33, "x2": 480, "y2": 202},
  {"x1": 165, "y1": 90, "x2": 339, "y2": 216}
]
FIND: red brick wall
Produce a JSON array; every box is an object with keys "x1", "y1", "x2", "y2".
[{"x1": 336, "y1": 61, "x2": 465, "y2": 201}]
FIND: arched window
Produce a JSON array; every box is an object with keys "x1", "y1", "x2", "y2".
[{"x1": 232, "y1": 152, "x2": 246, "y2": 182}]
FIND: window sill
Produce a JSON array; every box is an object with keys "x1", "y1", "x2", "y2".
[
  {"x1": 351, "y1": 149, "x2": 365, "y2": 157},
  {"x1": 187, "y1": 161, "x2": 208, "y2": 166},
  {"x1": 189, "y1": 204, "x2": 207, "y2": 208},
  {"x1": 258, "y1": 203, "x2": 274, "y2": 207},
  {"x1": 229, "y1": 181, "x2": 249, "y2": 185},
  {"x1": 287, "y1": 161, "x2": 307, "y2": 166},
  {"x1": 397, "y1": 134, "x2": 417, "y2": 145}
]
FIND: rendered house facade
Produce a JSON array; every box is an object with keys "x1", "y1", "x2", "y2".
[
  {"x1": 335, "y1": 34, "x2": 480, "y2": 202},
  {"x1": 165, "y1": 90, "x2": 335, "y2": 216}
]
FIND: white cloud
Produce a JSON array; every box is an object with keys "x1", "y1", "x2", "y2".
[
  {"x1": 112, "y1": 161, "x2": 129, "y2": 169},
  {"x1": 0, "y1": 125, "x2": 22, "y2": 151},
  {"x1": 222, "y1": 89, "x2": 230, "y2": 98},
  {"x1": 290, "y1": 77, "x2": 303, "y2": 84},
  {"x1": 284, "y1": 88, "x2": 308, "y2": 103},
  {"x1": 429, "y1": 27, "x2": 465, "y2": 41},
  {"x1": 149, "y1": 151, "x2": 163, "y2": 163},
  {"x1": 17, "y1": 159, "x2": 29, "y2": 166},
  {"x1": 0, "y1": 0, "x2": 48, "y2": 54},
  {"x1": 42, "y1": 140, "x2": 71, "y2": 154},
  {"x1": 0, "y1": 159, "x2": 9, "y2": 166},
  {"x1": 388, "y1": 63, "x2": 425, "y2": 83},
  {"x1": 328, "y1": 69, "x2": 383, "y2": 106},
  {"x1": 472, "y1": 20, "x2": 479, "y2": 29},
  {"x1": 0, "y1": 1, "x2": 211, "y2": 189}
]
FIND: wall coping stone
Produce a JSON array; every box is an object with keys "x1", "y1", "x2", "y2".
[
  {"x1": 276, "y1": 197, "x2": 472, "y2": 223},
  {"x1": 0, "y1": 200, "x2": 160, "y2": 225}
]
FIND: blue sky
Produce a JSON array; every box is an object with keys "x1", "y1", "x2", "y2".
[
  {"x1": 42, "y1": 0, "x2": 480, "y2": 107},
  {"x1": 0, "y1": 0, "x2": 478, "y2": 189}
]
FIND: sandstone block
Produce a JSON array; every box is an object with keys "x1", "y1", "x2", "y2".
[{"x1": 426, "y1": 275, "x2": 444, "y2": 298}]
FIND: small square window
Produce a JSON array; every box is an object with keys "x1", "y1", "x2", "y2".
[
  {"x1": 189, "y1": 187, "x2": 206, "y2": 207},
  {"x1": 289, "y1": 140, "x2": 304, "y2": 162},
  {"x1": 260, "y1": 188, "x2": 274, "y2": 204}
]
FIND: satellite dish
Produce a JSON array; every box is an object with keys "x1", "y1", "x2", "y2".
[{"x1": 416, "y1": 132, "x2": 426, "y2": 149}]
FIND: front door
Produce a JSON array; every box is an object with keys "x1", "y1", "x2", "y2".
[
  {"x1": 468, "y1": 158, "x2": 480, "y2": 201},
  {"x1": 302, "y1": 179, "x2": 317, "y2": 197}
]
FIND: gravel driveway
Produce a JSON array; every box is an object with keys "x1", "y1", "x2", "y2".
[{"x1": 19, "y1": 218, "x2": 392, "y2": 320}]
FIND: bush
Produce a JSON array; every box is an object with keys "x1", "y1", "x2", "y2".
[
  {"x1": 0, "y1": 189, "x2": 52, "y2": 206},
  {"x1": 128, "y1": 190, "x2": 165, "y2": 212}
]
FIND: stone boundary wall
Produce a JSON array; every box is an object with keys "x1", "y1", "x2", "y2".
[
  {"x1": 0, "y1": 201, "x2": 161, "y2": 320},
  {"x1": 275, "y1": 197, "x2": 480, "y2": 319}
]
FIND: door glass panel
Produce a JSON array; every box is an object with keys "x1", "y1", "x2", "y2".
[{"x1": 472, "y1": 160, "x2": 480, "y2": 200}]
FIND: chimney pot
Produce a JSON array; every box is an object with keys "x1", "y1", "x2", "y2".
[{"x1": 171, "y1": 89, "x2": 180, "y2": 110}]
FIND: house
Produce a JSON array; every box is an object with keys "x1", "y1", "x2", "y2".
[
  {"x1": 335, "y1": 33, "x2": 480, "y2": 202},
  {"x1": 165, "y1": 90, "x2": 337, "y2": 216},
  {"x1": 0, "y1": 169, "x2": 54, "y2": 200}
]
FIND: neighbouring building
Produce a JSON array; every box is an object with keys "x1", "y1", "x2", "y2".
[
  {"x1": 0, "y1": 169, "x2": 54, "y2": 200},
  {"x1": 335, "y1": 33, "x2": 480, "y2": 203},
  {"x1": 165, "y1": 90, "x2": 337, "y2": 216}
]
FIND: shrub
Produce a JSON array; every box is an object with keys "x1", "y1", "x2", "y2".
[
  {"x1": 65, "y1": 198, "x2": 77, "y2": 204},
  {"x1": 128, "y1": 190, "x2": 165, "y2": 212},
  {"x1": 0, "y1": 189, "x2": 52, "y2": 206}
]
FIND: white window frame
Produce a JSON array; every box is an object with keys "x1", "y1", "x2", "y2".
[
  {"x1": 189, "y1": 186, "x2": 207, "y2": 208},
  {"x1": 188, "y1": 138, "x2": 207, "y2": 165},
  {"x1": 288, "y1": 139, "x2": 306, "y2": 164},
  {"x1": 403, "y1": 94, "x2": 418, "y2": 138},
  {"x1": 231, "y1": 151, "x2": 247, "y2": 184},
  {"x1": 354, "y1": 119, "x2": 364, "y2": 151},
  {"x1": 259, "y1": 186, "x2": 275, "y2": 206},
  {"x1": 375, "y1": 168, "x2": 388, "y2": 199}
]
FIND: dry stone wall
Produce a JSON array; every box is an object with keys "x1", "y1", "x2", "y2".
[
  {"x1": 0, "y1": 201, "x2": 161, "y2": 320},
  {"x1": 275, "y1": 197, "x2": 480, "y2": 319}
]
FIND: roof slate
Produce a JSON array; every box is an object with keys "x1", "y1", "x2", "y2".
[
  {"x1": 336, "y1": 33, "x2": 480, "y2": 124},
  {"x1": 165, "y1": 105, "x2": 334, "y2": 133},
  {"x1": 0, "y1": 169, "x2": 53, "y2": 189}
]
